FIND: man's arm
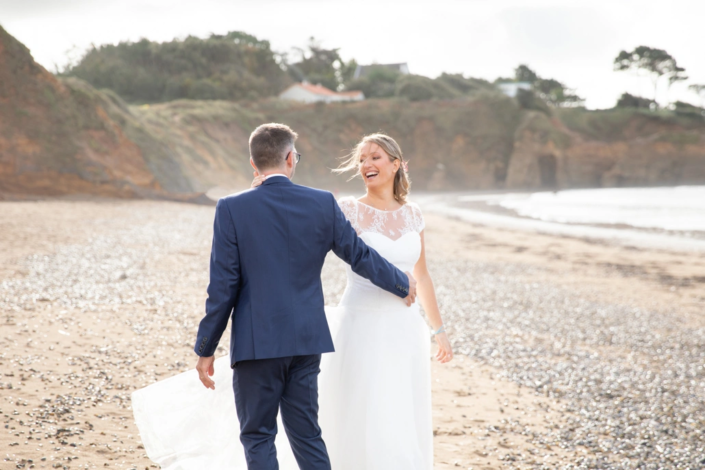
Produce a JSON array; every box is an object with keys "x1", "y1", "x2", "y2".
[
  {"x1": 330, "y1": 195, "x2": 416, "y2": 304},
  {"x1": 194, "y1": 199, "x2": 241, "y2": 388}
]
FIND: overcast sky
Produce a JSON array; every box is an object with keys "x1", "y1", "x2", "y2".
[{"x1": 2, "y1": 0, "x2": 704, "y2": 109}]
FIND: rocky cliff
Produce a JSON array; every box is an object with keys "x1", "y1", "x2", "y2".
[
  {"x1": 2, "y1": 27, "x2": 704, "y2": 199},
  {"x1": 128, "y1": 97, "x2": 705, "y2": 194},
  {"x1": 507, "y1": 108, "x2": 705, "y2": 189},
  {"x1": 0, "y1": 26, "x2": 206, "y2": 201}
]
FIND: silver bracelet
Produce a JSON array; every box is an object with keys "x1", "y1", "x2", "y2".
[{"x1": 431, "y1": 325, "x2": 445, "y2": 335}]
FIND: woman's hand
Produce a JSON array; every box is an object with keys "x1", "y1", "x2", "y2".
[
  {"x1": 434, "y1": 332, "x2": 453, "y2": 363},
  {"x1": 251, "y1": 171, "x2": 266, "y2": 188}
]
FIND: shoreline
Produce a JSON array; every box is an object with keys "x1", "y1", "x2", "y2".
[{"x1": 417, "y1": 193, "x2": 705, "y2": 253}]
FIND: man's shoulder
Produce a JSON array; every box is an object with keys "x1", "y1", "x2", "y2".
[
  {"x1": 218, "y1": 188, "x2": 258, "y2": 205},
  {"x1": 290, "y1": 183, "x2": 335, "y2": 200},
  {"x1": 218, "y1": 184, "x2": 334, "y2": 210}
]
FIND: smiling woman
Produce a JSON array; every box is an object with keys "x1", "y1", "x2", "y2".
[{"x1": 334, "y1": 133, "x2": 411, "y2": 205}]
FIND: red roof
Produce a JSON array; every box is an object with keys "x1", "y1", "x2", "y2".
[{"x1": 298, "y1": 82, "x2": 338, "y2": 96}]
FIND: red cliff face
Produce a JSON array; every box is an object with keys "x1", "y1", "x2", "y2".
[
  {"x1": 505, "y1": 111, "x2": 705, "y2": 190},
  {"x1": 0, "y1": 26, "x2": 160, "y2": 199}
]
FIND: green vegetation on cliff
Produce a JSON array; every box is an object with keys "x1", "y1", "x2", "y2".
[
  {"x1": 345, "y1": 69, "x2": 495, "y2": 101},
  {"x1": 63, "y1": 31, "x2": 290, "y2": 103}
]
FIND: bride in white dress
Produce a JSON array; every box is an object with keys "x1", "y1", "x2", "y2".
[{"x1": 131, "y1": 133, "x2": 453, "y2": 469}]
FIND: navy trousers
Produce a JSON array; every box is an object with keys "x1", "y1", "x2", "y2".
[{"x1": 232, "y1": 354, "x2": 331, "y2": 470}]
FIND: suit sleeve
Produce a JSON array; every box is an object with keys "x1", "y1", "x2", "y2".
[
  {"x1": 194, "y1": 199, "x2": 241, "y2": 356},
  {"x1": 330, "y1": 195, "x2": 409, "y2": 298}
]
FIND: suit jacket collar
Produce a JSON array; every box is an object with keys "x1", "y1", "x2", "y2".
[{"x1": 262, "y1": 175, "x2": 292, "y2": 186}]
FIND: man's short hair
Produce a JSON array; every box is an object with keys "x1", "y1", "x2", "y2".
[{"x1": 249, "y1": 123, "x2": 298, "y2": 171}]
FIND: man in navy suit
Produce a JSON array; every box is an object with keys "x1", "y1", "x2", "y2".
[{"x1": 194, "y1": 123, "x2": 417, "y2": 469}]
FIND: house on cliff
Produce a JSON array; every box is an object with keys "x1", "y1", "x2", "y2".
[
  {"x1": 279, "y1": 82, "x2": 364, "y2": 103},
  {"x1": 497, "y1": 81, "x2": 532, "y2": 97}
]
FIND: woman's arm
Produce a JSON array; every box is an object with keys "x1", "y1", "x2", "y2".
[{"x1": 414, "y1": 230, "x2": 453, "y2": 363}]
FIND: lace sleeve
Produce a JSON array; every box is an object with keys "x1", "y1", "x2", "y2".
[
  {"x1": 408, "y1": 202, "x2": 425, "y2": 233},
  {"x1": 337, "y1": 197, "x2": 360, "y2": 234}
]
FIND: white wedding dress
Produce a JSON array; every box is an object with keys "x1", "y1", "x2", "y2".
[{"x1": 132, "y1": 197, "x2": 432, "y2": 469}]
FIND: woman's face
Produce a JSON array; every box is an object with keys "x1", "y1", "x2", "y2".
[{"x1": 358, "y1": 142, "x2": 400, "y2": 191}]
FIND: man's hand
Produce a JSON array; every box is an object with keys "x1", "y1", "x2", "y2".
[
  {"x1": 196, "y1": 355, "x2": 216, "y2": 390},
  {"x1": 403, "y1": 271, "x2": 417, "y2": 306}
]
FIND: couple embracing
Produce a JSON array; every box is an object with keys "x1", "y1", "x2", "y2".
[{"x1": 131, "y1": 123, "x2": 453, "y2": 469}]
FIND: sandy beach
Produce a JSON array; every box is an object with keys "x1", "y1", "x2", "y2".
[{"x1": 1, "y1": 200, "x2": 704, "y2": 469}]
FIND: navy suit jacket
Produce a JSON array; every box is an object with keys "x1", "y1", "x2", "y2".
[{"x1": 194, "y1": 176, "x2": 410, "y2": 365}]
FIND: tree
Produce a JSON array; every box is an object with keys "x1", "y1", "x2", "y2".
[
  {"x1": 344, "y1": 66, "x2": 401, "y2": 98},
  {"x1": 516, "y1": 88, "x2": 551, "y2": 114},
  {"x1": 533, "y1": 78, "x2": 584, "y2": 107},
  {"x1": 615, "y1": 93, "x2": 656, "y2": 109},
  {"x1": 689, "y1": 84, "x2": 705, "y2": 108},
  {"x1": 394, "y1": 74, "x2": 461, "y2": 101},
  {"x1": 613, "y1": 46, "x2": 687, "y2": 101},
  {"x1": 63, "y1": 31, "x2": 290, "y2": 103},
  {"x1": 514, "y1": 64, "x2": 538, "y2": 84},
  {"x1": 395, "y1": 75, "x2": 436, "y2": 101},
  {"x1": 338, "y1": 58, "x2": 358, "y2": 86},
  {"x1": 435, "y1": 73, "x2": 493, "y2": 94},
  {"x1": 671, "y1": 101, "x2": 704, "y2": 117},
  {"x1": 503, "y1": 64, "x2": 582, "y2": 107},
  {"x1": 220, "y1": 31, "x2": 271, "y2": 49},
  {"x1": 346, "y1": 70, "x2": 491, "y2": 101},
  {"x1": 668, "y1": 64, "x2": 688, "y2": 90},
  {"x1": 287, "y1": 38, "x2": 349, "y2": 91}
]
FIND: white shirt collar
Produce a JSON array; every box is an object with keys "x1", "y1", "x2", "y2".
[{"x1": 265, "y1": 173, "x2": 289, "y2": 180}]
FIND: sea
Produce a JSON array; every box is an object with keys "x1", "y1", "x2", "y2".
[{"x1": 419, "y1": 186, "x2": 705, "y2": 252}]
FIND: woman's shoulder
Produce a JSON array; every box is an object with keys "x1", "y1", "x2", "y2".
[
  {"x1": 403, "y1": 200, "x2": 425, "y2": 232},
  {"x1": 336, "y1": 195, "x2": 358, "y2": 205},
  {"x1": 404, "y1": 199, "x2": 423, "y2": 213},
  {"x1": 336, "y1": 196, "x2": 359, "y2": 220}
]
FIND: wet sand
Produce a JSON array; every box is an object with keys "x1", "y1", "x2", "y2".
[{"x1": 1, "y1": 201, "x2": 703, "y2": 469}]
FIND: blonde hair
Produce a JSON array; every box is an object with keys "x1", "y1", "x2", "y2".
[{"x1": 334, "y1": 133, "x2": 411, "y2": 204}]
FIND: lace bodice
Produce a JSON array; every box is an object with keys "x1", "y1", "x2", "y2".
[
  {"x1": 337, "y1": 197, "x2": 424, "y2": 311},
  {"x1": 338, "y1": 197, "x2": 425, "y2": 241}
]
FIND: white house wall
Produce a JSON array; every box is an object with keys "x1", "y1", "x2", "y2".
[
  {"x1": 279, "y1": 87, "x2": 321, "y2": 103},
  {"x1": 279, "y1": 86, "x2": 365, "y2": 103}
]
